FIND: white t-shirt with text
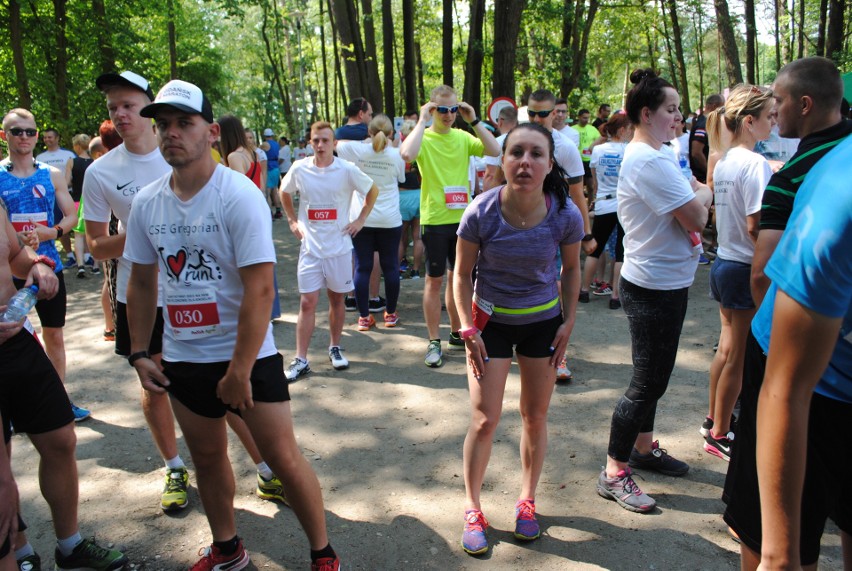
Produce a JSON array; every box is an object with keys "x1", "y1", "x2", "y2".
[
  {"x1": 590, "y1": 141, "x2": 627, "y2": 215},
  {"x1": 336, "y1": 140, "x2": 404, "y2": 228}
]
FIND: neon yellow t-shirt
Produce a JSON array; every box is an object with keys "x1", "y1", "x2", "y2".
[
  {"x1": 418, "y1": 128, "x2": 485, "y2": 225},
  {"x1": 573, "y1": 124, "x2": 599, "y2": 162}
]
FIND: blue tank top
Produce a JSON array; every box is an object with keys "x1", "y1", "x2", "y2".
[
  {"x1": 265, "y1": 140, "x2": 280, "y2": 170},
  {"x1": 0, "y1": 162, "x2": 63, "y2": 271}
]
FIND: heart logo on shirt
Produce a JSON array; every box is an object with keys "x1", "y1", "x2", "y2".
[{"x1": 166, "y1": 250, "x2": 186, "y2": 278}]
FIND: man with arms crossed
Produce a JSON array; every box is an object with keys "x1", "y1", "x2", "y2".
[
  {"x1": 400, "y1": 85, "x2": 500, "y2": 367},
  {"x1": 125, "y1": 80, "x2": 339, "y2": 571}
]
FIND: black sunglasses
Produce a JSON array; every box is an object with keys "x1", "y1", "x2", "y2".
[
  {"x1": 8, "y1": 128, "x2": 38, "y2": 137},
  {"x1": 436, "y1": 105, "x2": 459, "y2": 114},
  {"x1": 528, "y1": 109, "x2": 553, "y2": 118}
]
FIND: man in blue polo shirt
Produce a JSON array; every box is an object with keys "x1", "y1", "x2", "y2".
[{"x1": 262, "y1": 128, "x2": 283, "y2": 219}]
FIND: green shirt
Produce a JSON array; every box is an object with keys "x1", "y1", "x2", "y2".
[
  {"x1": 573, "y1": 124, "x2": 599, "y2": 162},
  {"x1": 417, "y1": 128, "x2": 484, "y2": 225}
]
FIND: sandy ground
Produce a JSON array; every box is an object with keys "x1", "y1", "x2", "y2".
[{"x1": 11, "y1": 221, "x2": 845, "y2": 570}]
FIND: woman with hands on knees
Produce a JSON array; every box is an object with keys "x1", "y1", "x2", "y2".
[{"x1": 453, "y1": 122, "x2": 584, "y2": 556}]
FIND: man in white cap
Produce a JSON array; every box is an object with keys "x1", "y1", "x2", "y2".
[{"x1": 124, "y1": 79, "x2": 339, "y2": 571}]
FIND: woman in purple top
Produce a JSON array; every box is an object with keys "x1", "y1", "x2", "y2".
[{"x1": 453, "y1": 123, "x2": 584, "y2": 555}]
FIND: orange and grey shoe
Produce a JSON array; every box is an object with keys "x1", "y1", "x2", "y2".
[
  {"x1": 357, "y1": 315, "x2": 376, "y2": 331},
  {"x1": 383, "y1": 311, "x2": 399, "y2": 327}
]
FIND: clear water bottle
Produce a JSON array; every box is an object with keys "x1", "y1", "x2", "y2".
[{"x1": 1, "y1": 284, "x2": 39, "y2": 322}]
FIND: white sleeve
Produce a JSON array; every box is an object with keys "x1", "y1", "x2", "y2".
[
  {"x1": 280, "y1": 163, "x2": 299, "y2": 195},
  {"x1": 555, "y1": 137, "x2": 585, "y2": 179},
  {"x1": 81, "y1": 168, "x2": 111, "y2": 223},
  {"x1": 122, "y1": 195, "x2": 158, "y2": 265},
  {"x1": 636, "y1": 156, "x2": 695, "y2": 216},
  {"x1": 348, "y1": 161, "x2": 375, "y2": 198},
  {"x1": 743, "y1": 157, "x2": 772, "y2": 216},
  {"x1": 227, "y1": 179, "x2": 277, "y2": 266}
]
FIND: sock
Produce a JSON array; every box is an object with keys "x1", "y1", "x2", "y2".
[
  {"x1": 430, "y1": 338, "x2": 441, "y2": 343},
  {"x1": 329, "y1": 345, "x2": 340, "y2": 351},
  {"x1": 15, "y1": 543, "x2": 35, "y2": 559},
  {"x1": 256, "y1": 461, "x2": 274, "y2": 480},
  {"x1": 57, "y1": 532, "x2": 83, "y2": 557},
  {"x1": 213, "y1": 535, "x2": 239, "y2": 556},
  {"x1": 310, "y1": 544, "x2": 336, "y2": 562},
  {"x1": 370, "y1": 296, "x2": 380, "y2": 302},
  {"x1": 165, "y1": 455, "x2": 185, "y2": 470}
]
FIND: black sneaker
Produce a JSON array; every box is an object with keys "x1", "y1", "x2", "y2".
[
  {"x1": 578, "y1": 291, "x2": 590, "y2": 303},
  {"x1": 54, "y1": 538, "x2": 127, "y2": 571},
  {"x1": 344, "y1": 296, "x2": 357, "y2": 312},
  {"x1": 699, "y1": 416, "x2": 714, "y2": 437},
  {"x1": 628, "y1": 440, "x2": 689, "y2": 476},
  {"x1": 609, "y1": 298, "x2": 621, "y2": 310},
  {"x1": 368, "y1": 296, "x2": 386, "y2": 313},
  {"x1": 16, "y1": 552, "x2": 40, "y2": 571},
  {"x1": 448, "y1": 331, "x2": 465, "y2": 350},
  {"x1": 704, "y1": 431, "x2": 734, "y2": 462}
]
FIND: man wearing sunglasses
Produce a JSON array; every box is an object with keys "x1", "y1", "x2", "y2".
[
  {"x1": 0, "y1": 109, "x2": 85, "y2": 420},
  {"x1": 553, "y1": 98, "x2": 580, "y2": 147},
  {"x1": 400, "y1": 85, "x2": 500, "y2": 368}
]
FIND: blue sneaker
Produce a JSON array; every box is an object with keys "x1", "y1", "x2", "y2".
[
  {"x1": 698, "y1": 254, "x2": 711, "y2": 265},
  {"x1": 65, "y1": 254, "x2": 77, "y2": 269},
  {"x1": 514, "y1": 499, "x2": 540, "y2": 540},
  {"x1": 71, "y1": 403, "x2": 91, "y2": 422},
  {"x1": 461, "y1": 509, "x2": 489, "y2": 555}
]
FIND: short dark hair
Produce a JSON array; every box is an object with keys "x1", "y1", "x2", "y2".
[
  {"x1": 598, "y1": 104, "x2": 611, "y2": 112},
  {"x1": 42, "y1": 127, "x2": 60, "y2": 137},
  {"x1": 555, "y1": 98, "x2": 567, "y2": 106},
  {"x1": 345, "y1": 97, "x2": 370, "y2": 118},
  {"x1": 497, "y1": 106, "x2": 517, "y2": 122},
  {"x1": 529, "y1": 89, "x2": 556, "y2": 104},
  {"x1": 625, "y1": 68, "x2": 674, "y2": 125},
  {"x1": 578, "y1": 109, "x2": 590, "y2": 116},
  {"x1": 404, "y1": 110, "x2": 418, "y2": 117},
  {"x1": 706, "y1": 94, "x2": 724, "y2": 107},
  {"x1": 777, "y1": 56, "x2": 844, "y2": 112}
]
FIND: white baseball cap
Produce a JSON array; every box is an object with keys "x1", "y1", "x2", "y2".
[{"x1": 140, "y1": 80, "x2": 214, "y2": 123}]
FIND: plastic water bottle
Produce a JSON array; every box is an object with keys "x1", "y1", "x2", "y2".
[{"x1": 1, "y1": 284, "x2": 39, "y2": 322}]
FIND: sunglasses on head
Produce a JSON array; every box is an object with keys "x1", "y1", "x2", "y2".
[
  {"x1": 436, "y1": 105, "x2": 458, "y2": 114},
  {"x1": 8, "y1": 128, "x2": 38, "y2": 137},
  {"x1": 528, "y1": 109, "x2": 553, "y2": 118}
]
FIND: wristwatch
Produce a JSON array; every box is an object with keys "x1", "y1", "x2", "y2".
[
  {"x1": 581, "y1": 234, "x2": 594, "y2": 242},
  {"x1": 128, "y1": 350, "x2": 151, "y2": 366},
  {"x1": 469, "y1": 118, "x2": 481, "y2": 127}
]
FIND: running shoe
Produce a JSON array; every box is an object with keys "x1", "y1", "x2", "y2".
[
  {"x1": 409, "y1": 269, "x2": 420, "y2": 280},
  {"x1": 383, "y1": 311, "x2": 399, "y2": 328},
  {"x1": 699, "y1": 416, "x2": 714, "y2": 437},
  {"x1": 54, "y1": 538, "x2": 128, "y2": 571},
  {"x1": 284, "y1": 357, "x2": 311, "y2": 381},
  {"x1": 328, "y1": 346, "x2": 349, "y2": 370},
  {"x1": 593, "y1": 282, "x2": 613, "y2": 296},
  {"x1": 514, "y1": 499, "x2": 540, "y2": 541},
  {"x1": 357, "y1": 315, "x2": 376, "y2": 331},
  {"x1": 448, "y1": 332, "x2": 465, "y2": 350},
  {"x1": 85, "y1": 255, "x2": 100, "y2": 274},
  {"x1": 596, "y1": 468, "x2": 656, "y2": 513},
  {"x1": 344, "y1": 296, "x2": 357, "y2": 312},
  {"x1": 698, "y1": 254, "x2": 711, "y2": 265},
  {"x1": 461, "y1": 509, "x2": 489, "y2": 555},
  {"x1": 628, "y1": 440, "x2": 689, "y2": 476},
  {"x1": 578, "y1": 290, "x2": 590, "y2": 303},
  {"x1": 76, "y1": 267, "x2": 86, "y2": 279},
  {"x1": 368, "y1": 296, "x2": 386, "y2": 313},
  {"x1": 16, "y1": 553, "x2": 40, "y2": 571},
  {"x1": 556, "y1": 357, "x2": 573, "y2": 382},
  {"x1": 399, "y1": 258, "x2": 409, "y2": 273},
  {"x1": 424, "y1": 340, "x2": 443, "y2": 368},
  {"x1": 609, "y1": 298, "x2": 621, "y2": 310},
  {"x1": 161, "y1": 467, "x2": 189, "y2": 512},
  {"x1": 703, "y1": 431, "x2": 734, "y2": 462},
  {"x1": 190, "y1": 542, "x2": 249, "y2": 571},
  {"x1": 273, "y1": 210, "x2": 283, "y2": 219},
  {"x1": 71, "y1": 403, "x2": 91, "y2": 422},
  {"x1": 256, "y1": 473, "x2": 289, "y2": 505},
  {"x1": 103, "y1": 329, "x2": 116, "y2": 342},
  {"x1": 65, "y1": 254, "x2": 77, "y2": 269},
  {"x1": 311, "y1": 556, "x2": 340, "y2": 571}
]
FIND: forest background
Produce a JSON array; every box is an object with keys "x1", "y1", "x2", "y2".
[{"x1": 0, "y1": 0, "x2": 849, "y2": 143}]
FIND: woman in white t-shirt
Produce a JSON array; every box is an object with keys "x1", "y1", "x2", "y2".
[
  {"x1": 702, "y1": 85, "x2": 775, "y2": 462},
  {"x1": 336, "y1": 114, "x2": 405, "y2": 329},
  {"x1": 597, "y1": 69, "x2": 713, "y2": 513},
  {"x1": 581, "y1": 113, "x2": 633, "y2": 308}
]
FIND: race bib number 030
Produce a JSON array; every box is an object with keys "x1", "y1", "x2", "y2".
[
  {"x1": 444, "y1": 186, "x2": 469, "y2": 210},
  {"x1": 10, "y1": 211, "x2": 48, "y2": 233},
  {"x1": 165, "y1": 289, "x2": 221, "y2": 339}
]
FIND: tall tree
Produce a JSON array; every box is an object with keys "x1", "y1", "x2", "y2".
[
  {"x1": 326, "y1": 0, "x2": 348, "y2": 116},
  {"x1": 402, "y1": 0, "x2": 417, "y2": 110},
  {"x1": 8, "y1": 0, "x2": 31, "y2": 109},
  {"x1": 51, "y1": 0, "x2": 69, "y2": 124},
  {"x1": 744, "y1": 0, "x2": 756, "y2": 83},
  {"x1": 463, "y1": 0, "x2": 485, "y2": 113},
  {"x1": 666, "y1": 0, "x2": 690, "y2": 114},
  {"x1": 167, "y1": 0, "x2": 178, "y2": 79},
  {"x1": 332, "y1": 0, "x2": 369, "y2": 100},
  {"x1": 319, "y1": 0, "x2": 331, "y2": 119},
  {"x1": 492, "y1": 0, "x2": 527, "y2": 99},
  {"x1": 559, "y1": 0, "x2": 600, "y2": 97},
  {"x1": 91, "y1": 0, "x2": 115, "y2": 74},
  {"x1": 259, "y1": 0, "x2": 293, "y2": 128},
  {"x1": 713, "y1": 0, "x2": 743, "y2": 86},
  {"x1": 381, "y1": 0, "x2": 394, "y2": 117},
  {"x1": 442, "y1": 0, "x2": 453, "y2": 86},
  {"x1": 816, "y1": 0, "x2": 827, "y2": 56},
  {"x1": 826, "y1": 0, "x2": 845, "y2": 62},
  {"x1": 361, "y1": 0, "x2": 383, "y2": 111}
]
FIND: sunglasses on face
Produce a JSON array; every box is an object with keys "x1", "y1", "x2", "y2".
[
  {"x1": 436, "y1": 105, "x2": 458, "y2": 114},
  {"x1": 528, "y1": 109, "x2": 553, "y2": 118},
  {"x1": 8, "y1": 128, "x2": 38, "y2": 137}
]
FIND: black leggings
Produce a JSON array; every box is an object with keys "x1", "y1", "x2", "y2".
[
  {"x1": 352, "y1": 225, "x2": 403, "y2": 316},
  {"x1": 589, "y1": 211, "x2": 624, "y2": 261},
  {"x1": 607, "y1": 278, "x2": 689, "y2": 461}
]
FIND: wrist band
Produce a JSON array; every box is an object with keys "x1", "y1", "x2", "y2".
[
  {"x1": 581, "y1": 233, "x2": 594, "y2": 242},
  {"x1": 469, "y1": 118, "x2": 481, "y2": 127},
  {"x1": 128, "y1": 351, "x2": 150, "y2": 367},
  {"x1": 459, "y1": 326, "x2": 479, "y2": 340},
  {"x1": 54, "y1": 225, "x2": 63, "y2": 239},
  {"x1": 33, "y1": 255, "x2": 56, "y2": 271}
]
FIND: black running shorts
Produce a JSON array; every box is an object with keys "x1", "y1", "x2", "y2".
[
  {"x1": 480, "y1": 314, "x2": 563, "y2": 359},
  {"x1": 12, "y1": 271, "x2": 66, "y2": 328},
  {"x1": 114, "y1": 302, "x2": 164, "y2": 357}
]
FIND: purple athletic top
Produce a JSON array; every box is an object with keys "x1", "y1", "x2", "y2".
[{"x1": 457, "y1": 186, "x2": 584, "y2": 325}]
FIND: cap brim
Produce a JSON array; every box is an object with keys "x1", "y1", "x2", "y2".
[
  {"x1": 139, "y1": 102, "x2": 214, "y2": 124},
  {"x1": 96, "y1": 73, "x2": 155, "y2": 101}
]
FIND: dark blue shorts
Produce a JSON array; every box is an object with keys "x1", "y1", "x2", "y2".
[{"x1": 709, "y1": 257, "x2": 754, "y2": 310}]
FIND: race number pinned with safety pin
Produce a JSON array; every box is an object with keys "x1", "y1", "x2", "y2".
[
  {"x1": 10, "y1": 211, "x2": 48, "y2": 233},
  {"x1": 444, "y1": 186, "x2": 470, "y2": 210},
  {"x1": 307, "y1": 203, "x2": 338, "y2": 224},
  {"x1": 165, "y1": 288, "x2": 221, "y2": 339}
]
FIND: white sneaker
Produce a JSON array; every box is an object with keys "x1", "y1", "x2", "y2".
[
  {"x1": 328, "y1": 346, "x2": 349, "y2": 370},
  {"x1": 285, "y1": 357, "x2": 310, "y2": 381},
  {"x1": 556, "y1": 356, "x2": 572, "y2": 381}
]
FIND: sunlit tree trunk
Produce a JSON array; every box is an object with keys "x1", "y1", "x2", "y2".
[
  {"x1": 666, "y1": 0, "x2": 690, "y2": 114},
  {"x1": 463, "y1": 0, "x2": 485, "y2": 113},
  {"x1": 492, "y1": 0, "x2": 526, "y2": 99},
  {"x1": 9, "y1": 0, "x2": 32, "y2": 109},
  {"x1": 713, "y1": 0, "x2": 743, "y2": 86},
  {"x1": 826, "y1": 0, "x2": 845, "y2": 62},
  {"x1": 442, "y1": 0, "x2": 453, "y2": 86},
  {"x1": 381, "y1": 0, "x2": 394, "y2": 117},
  {"x1": 362, "y1": 0, "x2": 383, "y2": 112},
  {"x1": 402, "y1": 0, "x2": 417, "y2": 109},
  {"x1": 560, "y1": 0, "x2": 599, "y2": 97},
  {"x1": 744, "y1": 0, "x2": 756, "y2": 83}
]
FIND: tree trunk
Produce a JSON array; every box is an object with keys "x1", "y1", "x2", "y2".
[
  {"x1": 415, "y1": 41, "x2": 426, "y2": 106},
  {"x1": 463, "y1": 0, "x2": 485, "y2": 113},
  {"x1": 713, "y1": 0, "x2": 743, "y2": 86},
  {"x1": 826, "y1": 0, "x2": 845, "y2": 62},
  {"x1": 744, "y1": 0, "x2": 756, "y2": 83},
  {"x1": 442, "y1": 0, "x2": 453, "y2": 86},
  {"x1": 492, "y1": 0, "x2": 527, "y2": 99},
  {"x1": 381, "y1": 0, "x2": 395, "y2": 117},
  {"x1": 774, "y1": 0, "x2": 781, "y2": 71},
  {"x1": 259, "y1": 0, "x2": 293, "y2": 127},
  {"x1": 658, "y1": 0, "x2": 678, "y2": 90},
  {"x1": 319, "y1": 0, "x2": 331, "y2": 120},
  {"x1": 326, "y1": 0, "x2": 348, "y2": 117},
  {"x1": 9, "y1": 0, "x2": 31, "y2": 109},
  {"x1": 797, "y1": 0, "x2": 804, "y2": 58},
  {"x1": 402, "y1": 0, "x2": 417, "y2": 109},
  {"x1": 332, "y1": 0, "x2": 368, "y2": 99},
  {"x1": 816, "y1": 0, "x2": 827, "y2": 56},
  {"x1": 361, "y1": 0, "x2": 383, "y2": 112},
  {"x1": 167, "y1": 0, "x2": 178, "y2": 79},
  {"x1": 560, "y1": 0, "x2": 600, "y2": 97},
  {"x1": 91, "y1": 0, "x2": 115, "y2": 74},
  {"x1": 693, "y1": 9, "x2": 705, "y2": 108},
  {"x1": 52, "y1": 0, "x2": 69, "y2": 124},
  {"x1": 666, "y1": 0, "x2": 690, "y2": 115}
]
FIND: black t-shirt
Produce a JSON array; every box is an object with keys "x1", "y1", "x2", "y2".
[
  {"x1": 760, "y1": 119, "x2": 852, "y2": 231},
  {"x1": 592, "y1": 117, "x2": 606, "y2": 129},
  {"x1": 688, "y1": 115, "x2": 709, "y2": 183},
  {"x1": 70, "y1": 156, "x2": 93, "y2": 202}
]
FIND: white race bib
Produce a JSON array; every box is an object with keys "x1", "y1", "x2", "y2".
[
  {"x1": 444, "y1": 186, "x2": 470, "y2": 210},
  {"x1": 165, "y1": 287, "x2": 222, "y2": 339}
]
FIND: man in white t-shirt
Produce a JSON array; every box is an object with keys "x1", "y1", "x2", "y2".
[
  {"x1": 553, "y1": 98, "x2": 580, "y2": 147},
  {"x1": 482, "y1": 105, "x2": 518, "y2": 191},
  {"x1": 125, "y1": 80, "x2": 340, "y2": 571},
  {"x1": 280, "y1": 121, "x2": 377, "y2": 380}
]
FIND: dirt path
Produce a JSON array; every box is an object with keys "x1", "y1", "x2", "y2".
[{"x1": 11, "y1": 221, "x2": 844, "y2": 570}]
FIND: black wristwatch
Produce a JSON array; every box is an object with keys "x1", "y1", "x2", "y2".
[
  {"x1": 128, "y1": 350, "x2": 151, "y2": 366},
  {"x1": 581, "y1": 234, "x2": 594, "y2": 242},
  {"x1": 469, "y1": 118, "x2": 481, "y2": 127}
]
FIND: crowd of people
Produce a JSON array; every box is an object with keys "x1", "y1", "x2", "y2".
[{"x1": 0, "y1": 54, "x2": 849, "y2": 571}]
